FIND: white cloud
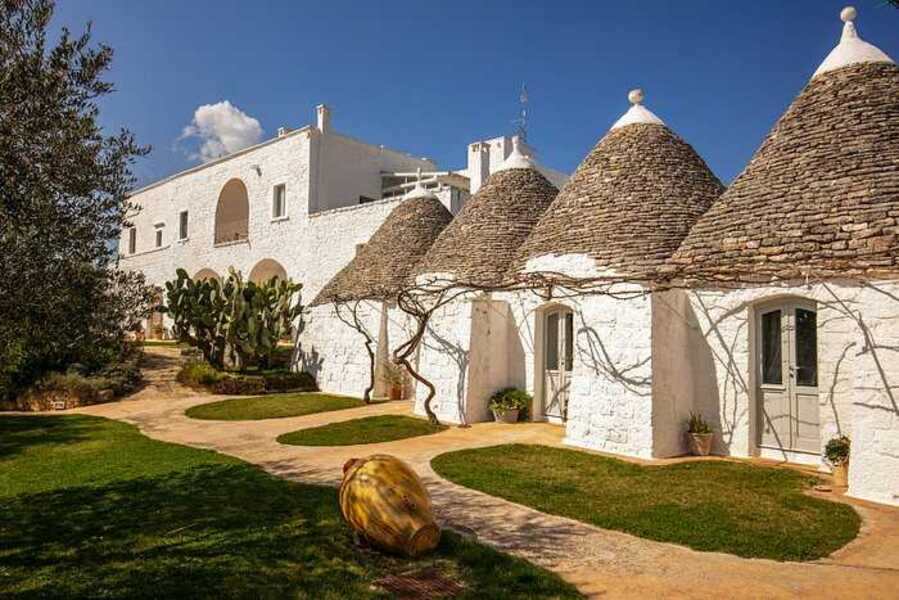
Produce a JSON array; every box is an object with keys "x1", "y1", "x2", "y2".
[{"x1": 178, "y1": 100, "x2": 263, "y2": 162}]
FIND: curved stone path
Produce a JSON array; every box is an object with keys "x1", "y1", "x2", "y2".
[{"x1": 69, "y1": 347, "x2": 899, "y2": 599}]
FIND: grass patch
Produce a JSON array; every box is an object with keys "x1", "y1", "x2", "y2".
[
  {"x1": 278, "y1": 415, "x2": 447, "y2": 447},
  {"x1": 185, "y1": 392, "x2": 365, "y2": 421},
  {"x1": 432, "y1": 444, "x2": 860, "y2": 561},
  {"x1": 0, "y1": 415, "x2": 581, "y2": 599}
]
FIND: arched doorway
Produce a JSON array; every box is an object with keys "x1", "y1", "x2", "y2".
[
  {"x1": 537, "y1": 305, "x2": 574, "y2": 423},
  {"x1": 192, "y1": 268, "x2": 221, "y2": 281},
  {"x1": 214, "y1": 178, "x2": 249, "y2": 244},
  {"x1": 248, "y1": 258, "x2": 287, "y2": 284},
  {"x1": 756, "y1": 299, "x2": 820, "y2": 458}
]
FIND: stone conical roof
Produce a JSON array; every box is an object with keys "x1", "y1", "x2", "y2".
[
  {"x1": 417, "y1": 140, "x2": 558, "y2": 286},
  {"x1": 515, "y1": 90, "x2": 723, "y2": 280},
  {"x1": 673, "y1": 10, "x2": 898, "y2": 282},
  {"x1": 312, "y1": 194, "x2": 453, "y2": 305}
]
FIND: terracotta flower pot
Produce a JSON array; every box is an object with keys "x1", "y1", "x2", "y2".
[
  {"x1": 389, "y1": 384, "x2": 403, "y2": 401},
  {"x1": 832, "y1": 462, "x2": 849, "y2": 487},
  {"x1": 687, "y1": 433, "x2": 714, "y2": 456},
  {"x1": 492, "y1": 409, "x2": 519, "y2": 424}
]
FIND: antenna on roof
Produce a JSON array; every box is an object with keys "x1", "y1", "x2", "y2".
[{"x1": 512, "y1": 83, "x2": 529, "y2": 143}]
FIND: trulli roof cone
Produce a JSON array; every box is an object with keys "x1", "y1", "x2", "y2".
[
  {"x1": 417, "y1": 139, "x2": 558, "y2": 286},
  {"x1": 516, "y1": 88, "x2": 722, "y2": 279},
  {"x1": 673, "y1": 7, "x2": 899, "y2": 281},
  {"x1": 313, "y1": 196, "x2": 453, "y2": 305}
]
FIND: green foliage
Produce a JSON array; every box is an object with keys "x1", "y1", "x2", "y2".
[
  {"x1": 261, "y1": 371, "x2": 317, "y2": 393},
  {"x1": 176, "y1": 360, "x2": 225, "y2": 387},
  {"x1": 825, "y1": 435, "x2": 851, "y2": 466},
  {"x1": 278, "y1": 415, "x2": 447, "y2": 447},
  {"x1": 0, "y1": 415, "x2": 580, "y2": 599},
  {"x1": 160, "y1": 268, "x2": 304, "y2": 370},
  {"x1": 212, "y1": 374, "x2": 266, "y2": 396},
  {"x1": 686, "y1": 411, "x2": 713, "y2": 434},
  {"x1": 0, "y1": 0, "x2": 153, "y2": 400},
  {"x1": 382, "y1": 360, "x2": 408, "y2": 386},
  {"x1": 433, "y1": 444, "x2": 861, "y2": 562},
  {"x1": 489, "y1": 387, "x2": 531, "y2": 417}
]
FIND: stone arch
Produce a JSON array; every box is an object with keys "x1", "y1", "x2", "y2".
[
  {"x1": 248, "y1": 258, "x2": 288, "y2": 284},
  {"x1": 214, "y1": 178, "x2": 249, "y2": 244},
  {"x1": 193, "y1": 268, "x2": 221, "y2": 281}
]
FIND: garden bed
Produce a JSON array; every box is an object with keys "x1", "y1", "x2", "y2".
[
  {"x1": 278, "y1": 415, "x2": 447, "y2": 446},
  {"x1": 1, "y1": 349, "x2": 143, "y2": 412},
  {"x1": 0, "y1": 415, "x2": 580, "y2": 598},
  {"x1": 432, "y1": 444, "x2": 861, "y2": 561},
  {"x1": 176, "y1": 360, "x2": 317, "y2": 395}
]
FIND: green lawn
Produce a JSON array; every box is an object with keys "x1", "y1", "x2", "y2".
[
  {"x1": 185, "y1": 393, "x2": 365, "y2": 421},
  {"x1": 432, "y1": 444, "x2": 860, "y2": 561},
  {"x1": 138, "y1": 340, "x2": 182, "y2": 347},
  {"x1": 0, "y1": 416, "x2": 581, "y2": 599},
  {"x1": 278, "y1": 415, "x2": 447, "y2": 447}
]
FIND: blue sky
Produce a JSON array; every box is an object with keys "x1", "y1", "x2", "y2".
[{"x1": 52, "y1": 0, "x2": 898, "y2": 188}]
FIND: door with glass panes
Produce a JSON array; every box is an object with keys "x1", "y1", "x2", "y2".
[
  {"x1": 543, "y1": 308, "x2": 574, "y2": 421},
  {"x1": 757, "y1": 301, "x2": 820, "y2": 454}
]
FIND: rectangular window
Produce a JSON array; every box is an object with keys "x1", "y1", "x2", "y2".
[
  {"x1": 128, "y1": 228, "x2": 136, "y2": 254},
  {"x1": 155, "y1": 228, "x2": 163, "y2": 248},
  {"x1": 179, "y1": 211, "x2": 189, "y2": 240},
  {"x1": 273, "y1": 184, "x2": 286, "y2": 218},
  {"x1": 761, "y1": 310, "x2": 782, "y2": 385}
]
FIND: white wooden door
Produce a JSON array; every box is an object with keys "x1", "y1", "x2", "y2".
[
  {"x1": 757, "y1": 302, "x2": 820, "y2": 454},
  {"x1": 544, "y1": 309, "x2": 574, "y2": 421}
]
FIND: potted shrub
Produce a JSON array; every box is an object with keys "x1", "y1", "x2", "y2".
[
  {"x1": 488, "y1": 388, "x2": 531, "y2": 424},
  {"x1": 686, "y1": 412, "x2": 714, "y2": 456},
  {"x1": 383, "y1": 361, "x2": 407, "y2": 401},
  {"x1": 825, "y1": 435, "x2": 850, "y2": 487}
]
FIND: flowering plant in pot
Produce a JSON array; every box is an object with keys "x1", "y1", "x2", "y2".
[
  {"x1": 383, "y1": 361, "x2": 407, "y2": 401},
  {"x1": 488, "y1": 388, "x2": 530, "y2": 424},
  {"x1": 825, "y1": 435, "x2": 850, "y2": 487},
  {"x1": 685, "y1": 412, "x2": 714, "y2": 456}
]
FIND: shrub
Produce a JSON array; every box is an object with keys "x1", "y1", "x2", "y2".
[
  {"x1": 213, "y1": 375, "x2": 266, "y2": 396},
  {"x1": 36, "y1": 372, "x2": 112, "y2": 402},
  {"x1": 489, "y1": 388, "x2": 531, "y2": 418},
  {"x1": 262, "y1": 371, "x2": 317, "y2": 393},
  {"x1": 177, "y1": 360, "x2": 225, "y2": 387},
  {"x1": 687, "y1": 412, "x2": 713, "y2": 434},
  {"x1": 825, "y1": 436, "x2": 850, "y2": 466}
]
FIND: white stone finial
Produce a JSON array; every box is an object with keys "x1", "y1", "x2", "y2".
[
  {"x1": 610, "y1": 88, "x2": 665, "y2": 130},
  {"x1": 813, "y1": 6, "x2": 894, "y2": 77},
  {"x1": 840, "y1": 6, "x2": 856, "y2": 23},
  {"x1": 496, "y1": 135, "x2": 536, "y2": 172},
  {"x1": 405, "y1": 168, "x2": 436, "y2": 200}
]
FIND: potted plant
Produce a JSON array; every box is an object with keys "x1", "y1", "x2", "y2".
[
  {"x1": 488, "y1": 388, "x2": 531, "y2": 424},
  {"x1": 825, "y1": 435, "x2": 850, "y2": 487},
  {"x1": 686, "y1": 412, "x2": 714, "y2": 456},
  {"x1": 383, "y1": 361, "x2": 406, "y2": 401}
]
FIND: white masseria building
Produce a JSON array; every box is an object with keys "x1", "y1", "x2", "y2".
[{"x1": 123, "y1": 8, "x2": 898, "y2": 507}]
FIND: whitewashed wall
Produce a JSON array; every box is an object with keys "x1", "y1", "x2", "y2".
[{"x1": 658, "y1": 280, "x2": 899, "y2": 506}]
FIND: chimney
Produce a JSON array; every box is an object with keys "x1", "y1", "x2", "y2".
[{"x1": 316, "y1": 104, "x2": 331, "y2": 134}]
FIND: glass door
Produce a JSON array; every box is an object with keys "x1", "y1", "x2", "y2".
[{"x1": 757, "y1": 302, "x2": 820, "y2": 454}]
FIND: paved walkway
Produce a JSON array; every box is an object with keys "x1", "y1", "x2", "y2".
[{"x1": 71, "y1": 347, "x2": 899, "y2": 599}]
